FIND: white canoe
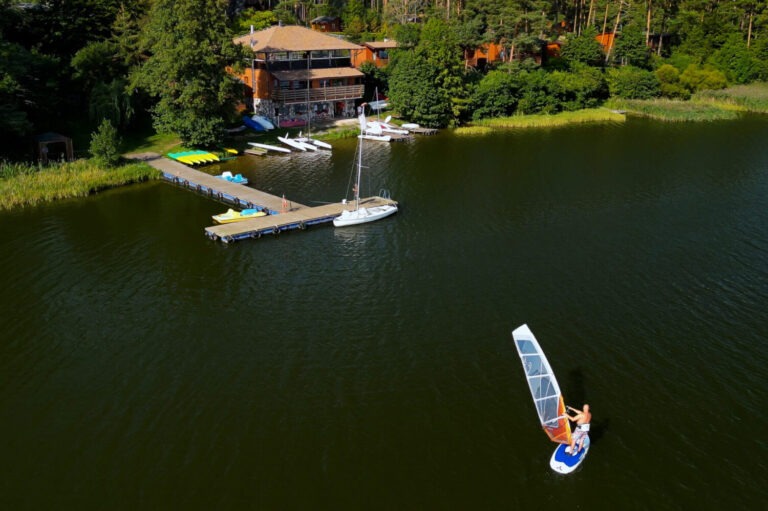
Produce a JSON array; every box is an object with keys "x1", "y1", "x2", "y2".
[
  {"x1": 358, "y1": 134, "x2": 391, "y2": 142},
  {"x1": 297, "y1": 135, "x2": 332, "y2": 150},
  {"x1": 277, "y1": 135, "x2": 306, "y2": 151},
  {"x1": 248, "y1": 142, "x2": 291, "y2": 154}
]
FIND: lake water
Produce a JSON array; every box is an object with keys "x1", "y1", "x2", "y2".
[{"x1": 1, "y1": 115, "x2": 767, "y2": 509}]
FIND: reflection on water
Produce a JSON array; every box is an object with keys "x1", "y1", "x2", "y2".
[{"x1": 1, "y1": 117, "x2": 768, "y2": 509}]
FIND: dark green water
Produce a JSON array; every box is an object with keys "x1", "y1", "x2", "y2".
[{"x1": 1, "y1": 116, "x2": 767, "y2": 509}]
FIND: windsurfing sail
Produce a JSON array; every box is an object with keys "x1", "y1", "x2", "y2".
[{"x1": 512, "y1": 324, "x2": 572, "y2": 446}]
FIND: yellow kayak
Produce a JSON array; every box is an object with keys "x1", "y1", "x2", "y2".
[{"x1": 212, "y1": 208, "x2": 267, "y2": 224}]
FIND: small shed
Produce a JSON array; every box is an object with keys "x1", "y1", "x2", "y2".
[{"x1": 36, "y1": 132, "x2": 74, "y2": 164}]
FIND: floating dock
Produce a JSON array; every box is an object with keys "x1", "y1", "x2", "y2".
[{"x1": 136, "y1": 154, "x2": 397, "y2": 243}]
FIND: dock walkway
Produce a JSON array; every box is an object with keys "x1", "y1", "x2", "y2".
[{"x1": 131, "y1": 153, "x2": 397, "y2": 243}]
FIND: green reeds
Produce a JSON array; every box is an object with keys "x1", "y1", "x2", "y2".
[
  {"x1": 694, "y1": 83, "x2": 768, "y2": 114},
  {"x1": 605, "y1": 98, "x2": 741, "y2": 121},
  {"x1": 453, "y1": 126, "x2": 494, "y2": 136},
  {"x1": 467, "y1": 108, "x2": 625, "y2": 131},
  {"x1": 0, "y1": 159, "x2": 160, "y2": 210}
]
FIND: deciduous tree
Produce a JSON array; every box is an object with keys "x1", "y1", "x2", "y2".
[{"x1": 132, "y1": 0, "x2": 245, "y2": 146}]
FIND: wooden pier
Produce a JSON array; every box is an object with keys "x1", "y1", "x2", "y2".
[{"x1": 133, "y1": 153, "x2": 397, "y2": 243}]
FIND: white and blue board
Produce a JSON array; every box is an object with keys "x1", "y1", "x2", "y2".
[{"x1": 550, "y1": 435, "x2": 590, "y2": 474}]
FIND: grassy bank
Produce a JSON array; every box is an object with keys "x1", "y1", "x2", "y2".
[
  {"x1": 0, "y1": 159, "x2": 161, "y2": 210},
  {"x1": 694, "y1": 82, "x2": 768, "y2": 113},
  {"x1": 604, "y1": 97, "x2": 742, "y2": 121},
  {"x1": 457, "y1": 108, "x2": 626, "y2": 135}
]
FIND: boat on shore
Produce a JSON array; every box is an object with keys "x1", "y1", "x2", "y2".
[
  {"x1": 296, "y1": 132, "x2": 332, "y2": 150},
  {"x1": 358, "y1": 134, "x2": 392, "y2": 142},
  {"x1": 212, "y1": 208, "x2": 267, "y2": 224},
  {"x1": 248, "y1": 142, "x2": 291, "y2": 154},
  {"x1": 277, "y1": 134, "x2": 307, "y2": 151},
  {"x1": 251, "y1": 115, "x2": 275, "y2": 130},
  {"x1": 278, "y1": 118, "x2": 307, "y2": 128},
  {"x1": 242, "y1": 115, "x2": 266, "y2": 132}
]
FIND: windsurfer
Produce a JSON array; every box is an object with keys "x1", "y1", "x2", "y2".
[{"x1": 565, "y1": 404, "x2": 591, "y2": 455}]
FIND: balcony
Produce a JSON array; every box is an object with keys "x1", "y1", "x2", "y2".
[{"x1": 272, "y1": 85, "x2": 364, "y2": 104}]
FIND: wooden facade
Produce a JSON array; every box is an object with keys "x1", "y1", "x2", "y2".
[
  {"x1": 351, "y1": 40, "x2": 398, "y2": 69},
  {"x1": 232, "y1": 25, "x2": 364, "y2": 122},
  {"x1": 463, "y1": 42, "x2": 504, "y2": 68}
]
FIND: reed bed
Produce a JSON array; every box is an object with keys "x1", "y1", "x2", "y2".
[
  {"x1": 695, "y1": 83, "x2": 768, "y2": 113},
  {"x1": 0, "y1": 159, "x2": 160, "y2": 210},
  {"x1": 468, "y1": 108, "x2": 625, "y2": 131},
  {"x1": 453, "y1": 126, "x2": 494, "y2": 136},
  {"x1": 605, "y1": 98, "x2": 741, "y2": 121}
]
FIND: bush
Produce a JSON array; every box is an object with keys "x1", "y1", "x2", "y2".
[
  {"x1": 560, "y1": 27, "x2": 604, "y2": 66},
  {"x1": 679, "y1": 64, "x2": 728, "y2": 92},
  {"x1": 90, "y1": 119, "x2": 122, "y2": 167},
  {"x1": 548, "y1": 64, "x2": 608, "y2": 111},
  {"x1": 656, "y1": 64, "x2": 690, "y2": 99},
  {"x1": 607, "y1": 66, "x2": 661, "y2": 99},
  {"x1": 470, "y1": 70, "x2": 521, "y2": 120}
]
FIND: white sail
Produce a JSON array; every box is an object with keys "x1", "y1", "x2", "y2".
[{"x1": 512, "y1": 324, "x2": 572, "y2": 445}]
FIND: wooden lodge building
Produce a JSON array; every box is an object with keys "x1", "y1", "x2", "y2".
[
  {"x1": 350, "y1": 40, "x2": 398, "y2": 69},
  {"x1": 232, "y1": 25, "x2": 364, "y2": 127}
]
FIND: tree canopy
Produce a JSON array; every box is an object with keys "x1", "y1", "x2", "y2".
[{"x1": 1, "y1": 0, "x2": 767, "y2": 158}]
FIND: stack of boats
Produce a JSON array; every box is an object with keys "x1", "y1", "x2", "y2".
[
  {"x1": 242, "y1": 114, "x2": 276, "y2": 132},
  {"x1": 168, "y1": 150, "x2": 221, "y2": 165},
  {"x1": 247, "y1": 133, "x2": 332, "y2": 154},
  {"x1": 360, "y1": 116, "x2": 416, "y2": 142}
]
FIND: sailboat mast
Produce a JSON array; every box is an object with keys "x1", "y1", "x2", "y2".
[{"x1": 355, "y1": 132, "x2": 363, "y2": 210}]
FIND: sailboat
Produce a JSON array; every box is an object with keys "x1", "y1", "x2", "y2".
[
  {"x1": 512, "y1": 324, "x2": 590, "y2": 474},
  {"x1": 333, "y1": 113, "x2": 398, "y2": 227}
]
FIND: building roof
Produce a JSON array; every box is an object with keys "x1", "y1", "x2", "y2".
[
  {"x1": 311, "y1": 16, "x2": 339, "y2": 24},
  {"x1": 364, "y1": 40, "x2": 398, "y2": 50},
  {"x1": 35, "y1": 132, "x2": 71, "y2": 143},
  {"x1": 234, "y1": 25, "x2": 362, "y2": 53},
  {"x1": 271, "y1": 68, "x2": 364, "y2": 82}
]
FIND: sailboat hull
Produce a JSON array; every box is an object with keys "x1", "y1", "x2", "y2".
[
  {"x1": 550, "y1": 435, "x2": 590, "y2": 474},
  {"x1": 333, "y1": 204, "x2": 398, "y2": 227}
]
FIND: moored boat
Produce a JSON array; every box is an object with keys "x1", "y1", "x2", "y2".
[
  {"x1": 212, "y1": 208, "x2": 267, "y2": 224},
  {"x1": 216, "y1": 171, "x2": 248, "y2": 184},
  {"x1": 248, "y1": 142, "x2": 291, "y2": 154},
  {"x1": 277, "y1": 134, "x2": 307, "y2": 151},
  {"x1": 334, "y1": 112, "x2": 398, "y2": 227}
]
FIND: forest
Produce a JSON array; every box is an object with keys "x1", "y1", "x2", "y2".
[{"x1": 0, "y1": 0, "x2": 766, "y2": 160}]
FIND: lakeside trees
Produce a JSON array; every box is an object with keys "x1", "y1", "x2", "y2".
[
  {"x1": 131, "y1": 0, "x2": 244, "y2": 147},
  {"x1": 1, "y1": 0, "x2": 767, "y2": 160}
]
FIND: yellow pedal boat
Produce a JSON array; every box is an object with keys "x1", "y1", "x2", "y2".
[{"x1": 212, "y1": 208, "x2": 267, "y2": 224}]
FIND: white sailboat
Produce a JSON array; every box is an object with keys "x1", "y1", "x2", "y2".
[
  {"x1": 512, "y1": 324, "x2": 590, "y2": 474},
  {"x1": 333, "y1": 113, "x2": 398, "y2": 227}
]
